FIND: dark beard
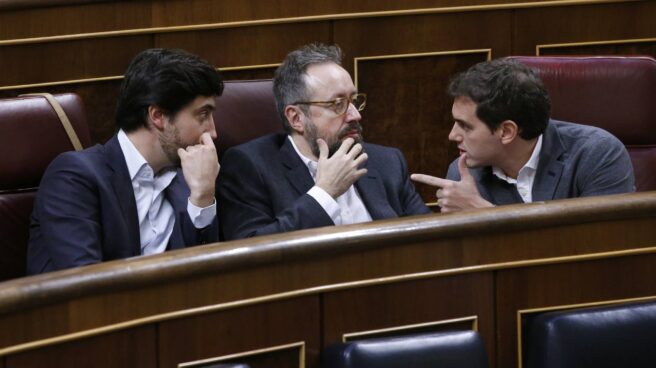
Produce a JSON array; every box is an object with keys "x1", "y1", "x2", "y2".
[
  {"x1": 159, "y1": 124, "x2": 182, "y2": 167},
  {"x1": 307, "y1": 122, "x2": 364, "y2": 158}
]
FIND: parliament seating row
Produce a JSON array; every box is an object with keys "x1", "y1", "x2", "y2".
[
  {"x1": 320, "y1": 299, "x2": 656, "y2": 368},
  {"x1": 0, "y1": 55, "x2": 655, "y2": 283}
]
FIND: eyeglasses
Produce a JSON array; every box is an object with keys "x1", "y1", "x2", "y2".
[{"x1": 294, "y1": 93, "x2": 367, "y2": 116}]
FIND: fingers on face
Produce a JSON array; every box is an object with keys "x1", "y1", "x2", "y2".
[
  {"x1": 317, "y1": 138, "x2": 329, "y2": 159},
  {"x1": 337, "y1": 137, "x2": 355, "y2": 154},
  {"x1": 458, "y1": 153, "x2": 471, "y2": 177},
  {"x1": 348, "y1": 142, "x2": 363, "y2": 157},
  {"x1": 199, "y1": 132, "x2": 214, "y2": 145}
]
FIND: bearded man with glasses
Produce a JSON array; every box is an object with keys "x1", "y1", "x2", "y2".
[{"x1": 218, "y1": 43, "x2": 430, "y2": 240}]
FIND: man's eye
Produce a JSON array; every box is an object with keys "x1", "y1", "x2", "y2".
[{"x1": 334, "y1": 99, "x2": 346, "y2": 110}]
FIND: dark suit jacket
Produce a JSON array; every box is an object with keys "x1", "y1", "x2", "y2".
[
  {"x1": 27, "y1": 135, "x2": 218, "y2": 274},
  {"x1": 218, "y1": 133, "x2": 430, "y2": 240},
  {"x1": 447, "y1": 120, "x2": 635, "y2": 204}
]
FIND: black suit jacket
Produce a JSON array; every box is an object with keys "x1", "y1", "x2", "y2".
[
  {"x1": 218, "y1": 133, "x2": 430, "y2": 240},
  {"x1": 28, "y1": 135, "x2": 218, "y2": 274}
]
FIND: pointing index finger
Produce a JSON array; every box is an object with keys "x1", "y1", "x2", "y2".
[
  {"x1": 410, "y1": 173, "x2": 451, "y2": 188},
  {"x1": 457, "y1": 153, "x2": 471, "y2": 178}
]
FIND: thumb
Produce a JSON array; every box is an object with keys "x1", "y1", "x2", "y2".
[
  {"x1": 177, "y1": 148, "x2": 187, "y2": 160},
  {"x1": 199, "y1": 132, "x2": 213, "y2": 146},
  {"x1": 317, "y1": 138, "x2": 328, "y2": 160},
  {"x1": 458, "y1": 153, "x2": 472, "y2": 180}
]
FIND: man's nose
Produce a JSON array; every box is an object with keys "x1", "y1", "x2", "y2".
[
  {"x1": 207, "y1": 115, "x2": 218, "y2": 140},
  {"x1": 345, "y1": 102, "x2": 362, "y2": 121},
  {"x1": 448, "y1": 123, "x2": 460, "y2": 141}
]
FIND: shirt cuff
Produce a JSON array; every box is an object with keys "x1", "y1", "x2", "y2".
[
  {"x1": 187, "y1": 198, "x2": 217, "y2": 229},
  {"x1": 307, "y1": 186, "x2": 342, "y2": 225}
]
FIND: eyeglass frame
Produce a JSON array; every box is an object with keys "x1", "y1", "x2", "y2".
[{"x1": 293, "y1": 93, "x2": 367, "y2": 116}]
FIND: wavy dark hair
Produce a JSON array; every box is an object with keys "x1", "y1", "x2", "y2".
[
  {"x1": 448, "y1": 58, "x2": 551, "y2": 139},
  {"x1": 115, "y1": 48, "x2": 224, "y2": 132}
]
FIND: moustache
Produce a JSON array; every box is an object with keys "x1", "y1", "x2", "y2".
[{"x1": 338, "y1": 123, "x2": 363, "y2": 140}]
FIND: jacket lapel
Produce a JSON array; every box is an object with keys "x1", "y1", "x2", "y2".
[
  {"x1": 355, "y1": 166, "x2": 397, "y2": 220},
  {"x1": 165, "y1": 171, "x2": 188, "y2": 250},
  {"x1": 532, "y1": 122, "x2": 566, "y2": 201},
  {"x1": 105, "y1": 135, "x2": 141, "y2": 256},
  {"x1": 280, "y1": 137, "x2": 315, "y2": 195}
]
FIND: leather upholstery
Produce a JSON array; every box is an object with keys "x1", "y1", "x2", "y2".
[
  {"x1": 511, "y1": 56, "x2": 656, "y2": 191},
  {"x1": 322, "y1": 330, "x2": 489, "y2": 368},
  {"x1": 0, "y1": 93, "x2": 90, "y2": 281},
  {"x1": 524, "y1": 301, "x2": 656, "y2": 368},
  {"x1": 213, "y1": 79, "x2": 282, "y2": 159}
]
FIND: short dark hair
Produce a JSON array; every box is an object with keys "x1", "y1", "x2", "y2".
[
  {"x1": 273, "y1": 43, "x2": 342, "y2": 133},
  {"x1": 115, "y1": 48, "x2": 224, "y2": 132},
  {"x1": 448, "y1": 58, "x2": 551, "y2": 140}
]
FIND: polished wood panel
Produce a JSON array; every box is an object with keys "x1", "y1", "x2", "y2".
[
  {"x1": 211, "y1": 346, "x2": 302, "y2": 368},
  {"x1": 0, "y1": 36, "x2": 150, "y2": 86},
  {"x1": 220, "y1": 67, "x2": 277, "y2": 81},
  {"x1": 5, "y1": 326, "x2": 157, "y2": 368},
  {"x1": 356, "y1": 52, "x2": 488, "y2": 201},
  {"x1": 0, "y1": 1, "x2": 149, "y2": 39},
  {"x1": 0, "y1": 0, "x2": 543, "y2": 40},
  {"x1": 155, "y1": 23, "x2": 331, "y2": 69},
  {"x1": 150, "y1": 0, "x2": 532, "y2": 28},
  {"x1": 496, "y1": 252, "x2": 656, "y2": 368},
  {"x1": 323, "y1": 272, "x2": 496, "y2": 366},
  {"x1": 334, "y1": 10, "x2": 512, "y2": 72},
  {"x1": 159, "y1": 297, "x2": 318, "y2": 368},
  {"x1": 539, "y1": 40, "x2": 656, "y2": 57},
  {"x1": 0, "y1": 192, "x2": 655, "y2": 367},
  {"x1": 512, "y1": 1, "x2": 656, "y2": 55}
]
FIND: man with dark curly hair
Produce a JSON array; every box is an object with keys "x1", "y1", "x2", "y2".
[
  {"x1": 28, "y1": 48, "x2": 223, "y2": 274},
  {"x1": 412, "y1": 58, "x2": 635, "y2": 212}
]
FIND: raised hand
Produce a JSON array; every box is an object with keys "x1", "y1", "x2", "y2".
[
  {"x1": 178, "y1": 132, "x2": 220, "y2": 207},
  {"x1": 315, "y1": 137, "x2": 368, "y2": 198},
  {"x1": 411, "y1": 154, "x2": 492, "y2": 212}
]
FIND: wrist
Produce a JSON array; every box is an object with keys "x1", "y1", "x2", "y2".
[{"x1": 189, "y1": 191, "x2": 215, "y2": 208}]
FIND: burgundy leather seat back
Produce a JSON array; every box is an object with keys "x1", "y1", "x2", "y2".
[
  {"x1": 213, "y1": 79, "x2": 283, "y2": 159},
  {"x1": 511, "y1": 56, "x2": 656, "y2": 191},
  {"x1": 0, "y1": 93, "x2": 91, "y2": 281}
]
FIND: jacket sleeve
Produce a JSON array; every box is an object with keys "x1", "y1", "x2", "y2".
[
  {"x1": 576, "y1": 133, "x2": 636, "y2": 196},
  {"x1": 218, "y1": 147, "x2": 333, "y2": 240},
  {"x1": 393, "y1": 148, "x2": 431, "y2": 216},
  {"x1": 28, "y1": 153, "x2": 104, "y2": 273}
]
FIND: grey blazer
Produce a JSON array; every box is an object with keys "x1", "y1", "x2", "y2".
[{"x1": 446, "y1": 120, "x2": 635, "y2": 205}]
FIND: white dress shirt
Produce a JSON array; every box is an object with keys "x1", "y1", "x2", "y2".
[
  {"x1": 492, "y1": 135, "x2": 543, "y2": 203},
  {"x1": 117, "y1": 130, "x2": 216, "y2": 255},
  {"x1": 288, "y1": 136, "x2": 372, "y2": 225}
]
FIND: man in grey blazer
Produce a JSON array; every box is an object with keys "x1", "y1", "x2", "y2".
[
  {"x1": 412, "y1": 58, "x2": 634, "y2": 212},
  {"x1": 218, "y1": 44, "x2": 429, "y2": 240}
]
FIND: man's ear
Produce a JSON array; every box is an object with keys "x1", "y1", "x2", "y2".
[
  {"x1": 285, "y1": 105, "x2": 305, "y2": 134},
  {"x1": 498, "y1": 120, "x2": 519, "y2": 145},
  {"x1": 148, "y1": 105, "x2": 168, "y2": 132}
]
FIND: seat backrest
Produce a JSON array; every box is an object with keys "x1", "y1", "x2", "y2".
[
  {"x1": 213, "y1": 79, "x2": 283, "y2": 158},
  {"x1": 0, "y1": 93, "x2": 91, "y2": 282},
  {"x1": 524, "y1": 300, "x2": 656, "y2": 368},
  {"x1": 322, "y1": 330, "x2": 489, "y2": 368},
  {"x1": 511, "y1": 56, "x2": 656, "y2": 191}
]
